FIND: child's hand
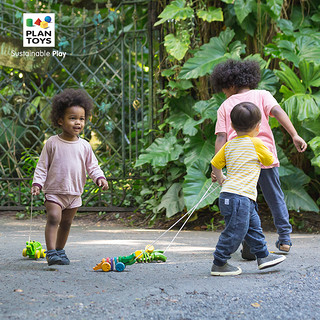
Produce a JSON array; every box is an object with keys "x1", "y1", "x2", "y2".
[
  {"x1": 217, "y1": 174, "x2": 226, "y2": 186},
  {"x1": 98, "y1": 178, "x2": 109, "y2": 191},
  {"x1": 31, "y1": 186, "x2": 40, "y2": 195},
  {"x1": 292, "y1": 135, "x2": 307, "y2": 152},
  {"x1": 211, "y1": 171, "x2": 217, "y2": 182}
]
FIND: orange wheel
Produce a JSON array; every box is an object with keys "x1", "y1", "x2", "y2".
[{"x1": 22, "y1": 248, "x2": 27, "y2": 257}]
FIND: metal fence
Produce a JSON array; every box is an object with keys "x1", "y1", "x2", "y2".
[{"x1": 0, "y1": 0, "x2": 155, "y2": 211}]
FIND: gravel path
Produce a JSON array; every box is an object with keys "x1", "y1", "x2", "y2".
[{"x1": 0, "y1": 216, "x2": 319, "y2": 320}]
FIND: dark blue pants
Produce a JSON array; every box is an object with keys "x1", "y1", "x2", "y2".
[
  {"x1": 258, "y1": 167, "x2": 292, "y2": 243},
  {"x1": 213, "y1": 193, "x2": 269, "y2": 266}
]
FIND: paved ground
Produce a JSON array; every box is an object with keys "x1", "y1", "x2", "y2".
[{"x1": 0, "y1": 215, "x2": 319, "y2": 320}]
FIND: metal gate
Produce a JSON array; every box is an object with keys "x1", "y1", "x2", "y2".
[{"x1": 0, "y1": 0, "x2": 154, "y2": 211}]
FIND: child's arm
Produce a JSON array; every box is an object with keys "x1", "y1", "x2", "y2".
[
  {"x1": 31, "y1": 143, "x2": 49, "y2": 195},
  {"x1": 212, "y1": 132, "x2": 227, "y2": 182},
  {"x1": 212, "y1": 166, "x2": 226, "y2": 186},
  {"x1": 215, "y1": 132, "x2": 227, "y2": 153},
  {"x1": 211, "y1": 143, "x2": 227, "y2": 185},
  {"x1": 271, "y1": 105, "x2": 307, "y2": 152},
  {"x1": 85, "y1": 144, "x2": 108, "y2": 190}
]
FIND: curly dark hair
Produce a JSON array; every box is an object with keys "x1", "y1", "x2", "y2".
[
  {"x1": 50, "y1": 89, "x2": 93, "y2": 127},
  {"x1": 230, "y1": 102, "x2": 261, "y2": 132},
  {"x1": 210, "y1": 59, "x2": 261, "y2": 93}
]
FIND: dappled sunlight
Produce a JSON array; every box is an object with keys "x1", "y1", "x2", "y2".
[
  {"x1": 72, "y1": 239, "x2": 213, "y2": 253},
  {"x1": 164, "y1": 246, "x2": 213, "y2": 253},
  {"x1": 71, "y1": 239, "x2": 148, "y2": 246},
  {"x1": 291, "y1": 234, "x2": 317, "y2": 239},
  {"x1": 86, "y1": 229, "x2": 182, "y2": 233}
]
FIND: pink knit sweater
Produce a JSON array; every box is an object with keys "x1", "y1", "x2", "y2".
[{"x1": 32, "y1": 135, "x2": 106, "y2": 195}]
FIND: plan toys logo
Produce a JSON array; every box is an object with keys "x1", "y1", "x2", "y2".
[{"x1": 23, "y1": 13, "x2": 55, "y2": 47}]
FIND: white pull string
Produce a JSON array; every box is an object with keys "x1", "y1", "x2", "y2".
[
  {"x1": 163, "y1": 183, "x2": 220, "y2": 253},
  {"x1": 28, "y1": 194, "x2": 33, "y2": 242},
  {"x1": 138, "y1": 182, "x2": 220, "y2": 259}
]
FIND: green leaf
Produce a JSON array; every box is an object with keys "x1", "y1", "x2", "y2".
[
  {"x1": 279, "y1": 85, "x2": 294, "y2": 100},
  {"x1": 302, "y1": 119, "x2": 320, "y2": 136},
  {"x1": 296, "y1": 35, "x2": 320, "y2": 65},
  {"x1": 192, "y1": 98, "x2": 219, "y2": 123},
  {"x1": 164, "y1": 31, "x2": 190, "y2": 60},
  {"x1": 161, "y1": 69, "x2": 176, "y2": 77},
  {"x1": 281, "y1": 173, "x2": 319, "y2": 213},
  {"x1": 283, "y1": 94, "x2": 320, "y2": 122},
  {"x1": 197, "y1": 7, "x2": 223, "y2": 22},
  {"x1": 166, "y1": 113, "x2": 200, "y2": 136},
  {"x1": 277, "y1": 146, "x2": 309, "y2": 177},
  {"x1": 283, "y1": 186, "x2": 319, "y2": 213},
  {"x1": 299, "y1": 60, "x2": 320, "y2": 89},
  {"x1": 277, "y1": 19, "x2": 294, "y2": 35},
  {"x1": 168, "y1": 79, "x2": 193, "y2": 90},
  {"x1": 183, "y1": 160, "x2": 221, "y2": 210},
  {"x1": 15, "y1": 11, "x2": 23, "y2": 19},
  {"x1": 309, "y1": 136, "x2": 320, "y2": 168},
  {"x1": 234, "y1": 0, "x2": 255, "y2": 24},
  {"x1": 155, "y1": 183, "x2": 185, "y2": 218},
  {"x1": 266, "y1": 0, "x2": 283, "y2": 20},
  {"x1": 311, "y1": 12, "x2": 320, "y2": 22},
  {"x1": 0, "y1": 119, "x2": 26, "y2": 144},
  {"x1": 275, "y1": 62, "x2": 306, "y2": 93},
  {"x1": 178, "y1": 28, "x2": 245, "y2": 79},
  {"x1": 135, "y1": 136, "x2": 184, "y2": 168},
  {"x1": 264, "y1": 43, "x2": 281, "y2": 59},
  {"x1": 184, "y1": 133, "x2": 215, "y2": 167},
  {"x1": 258, "y1": 69, "x2": 278, "y2": 95},
  {"x1": 154, "y1": 0, "x2": 194, "y2": 26},
  {"x1": 277, "y1": 40, "x2": 300, "y2": 67},
  {"x1": 165, "y1": 96, "x2": 200, "y2": 136}
]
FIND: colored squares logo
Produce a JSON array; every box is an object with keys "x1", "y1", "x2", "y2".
[{"x1": 23, "y1": 13, "x2": 55, "y2": 47}]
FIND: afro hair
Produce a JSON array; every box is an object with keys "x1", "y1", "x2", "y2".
[
  {"x1": 50, "y1": 89, "x2": 93, "y2": 127},
  {"x1": 210, "y1": 59, "x2": 261, "y2": 93}
]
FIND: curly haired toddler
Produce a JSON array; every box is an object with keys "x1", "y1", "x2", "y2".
[{"x1": 31, "y1": 89, "x2": 109, "y2": 266}]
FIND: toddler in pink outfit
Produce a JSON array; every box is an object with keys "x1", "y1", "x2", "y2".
[{"x1": 31, "y1": 89, "x2": 109, "y2": 266}]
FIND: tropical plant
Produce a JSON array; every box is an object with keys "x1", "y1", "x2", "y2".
[{"x1": 135, "y1": 0, "x2": 320, "y2": 221}]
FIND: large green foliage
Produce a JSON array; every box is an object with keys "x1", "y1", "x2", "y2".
[
  {"x1": 135, "y1": 0, "x2": 320, "y2": 220},
  {"x1": 178, "y1": 28, "x2": 245, "y2": 79}
]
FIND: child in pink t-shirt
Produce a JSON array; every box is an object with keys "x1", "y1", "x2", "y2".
[
  {"x1": 211, "y1": 59, "x2": 307, "y2": 257},
  {"x1": 31, "y1": 89, "x2": 109, "y2": 266}
]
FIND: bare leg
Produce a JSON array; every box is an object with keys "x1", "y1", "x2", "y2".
[
  {"x1": 56, "y1": 207, "x2": 78, "y2": 250},
  {"x1": 45, "y1": 202, "x2": 62, "y2": 251}
]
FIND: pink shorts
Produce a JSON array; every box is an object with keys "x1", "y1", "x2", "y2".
[{"x1": 45, "y1": 194, "x2": 82, "y2": 210}]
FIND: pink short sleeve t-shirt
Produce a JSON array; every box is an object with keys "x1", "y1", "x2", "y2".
[{"x1": 215, "y1": 89, "x2": 279, "y2": 168}]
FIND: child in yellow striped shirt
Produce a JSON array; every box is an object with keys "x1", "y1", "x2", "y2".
[{"x1": 210, "y1": 102, "x2": 286, "y2": 276}]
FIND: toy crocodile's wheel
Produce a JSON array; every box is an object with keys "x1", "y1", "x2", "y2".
[
  {"x1": 40, "y1": 249, "x2": 46, "y2": 258},
  {"x1": 101, "y1": 262, "x2": 111, "y2": 272},
  {"x1": 35, "y1": 250, "x2": 40, "y2": 260},
  {"x1": 115, "y1": 262, "x2": 125, "y2": 272},
  {"x1": 22, "y1": 248, "x2": 27, "y2": 257},
  {"x1": 145, "y1": 244, "x2": 154, "y2": 253}
]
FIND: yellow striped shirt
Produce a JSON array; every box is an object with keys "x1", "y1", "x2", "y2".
[{"x1": 211, "y1": 135, "x2": 274, "y2": 201}]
